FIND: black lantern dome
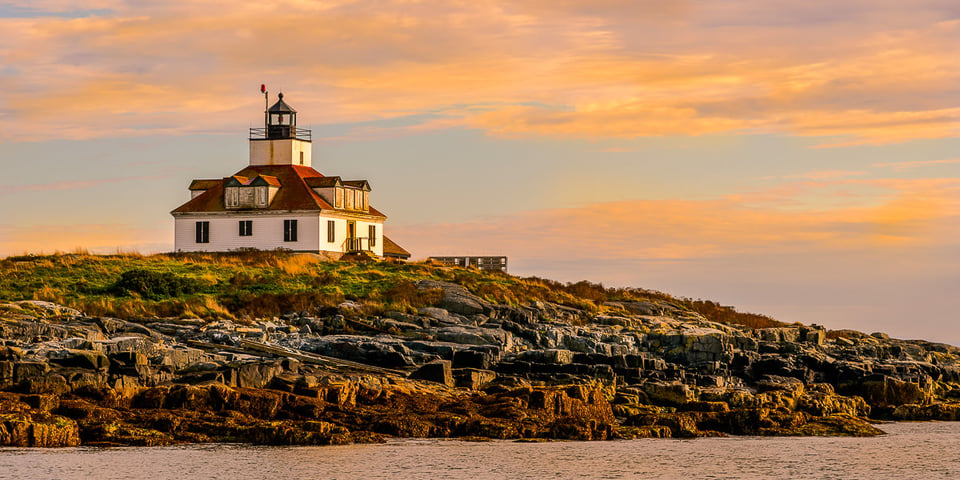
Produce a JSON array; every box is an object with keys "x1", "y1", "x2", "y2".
[
  {"x1": 249, "y1": 91, "x2": 311, "y2": 142},
  {"x1": 267, "y1": 93, "x2": 297, "y2": 139}
]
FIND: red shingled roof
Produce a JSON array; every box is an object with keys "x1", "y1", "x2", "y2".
[
  {"x1": 171, "y1": 165, "x2": 386, "y2": 218},
  {"x1": 188, "y1": 179, "x2": 221, "y2": 191}
]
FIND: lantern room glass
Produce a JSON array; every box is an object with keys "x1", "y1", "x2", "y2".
[{"x1": 270, "y1": 112, "x2": 295, "y2": 126}]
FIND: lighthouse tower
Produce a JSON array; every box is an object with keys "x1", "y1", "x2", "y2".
[{"x1": 249, "y1": 92, "x2": 313, "y2": 167}]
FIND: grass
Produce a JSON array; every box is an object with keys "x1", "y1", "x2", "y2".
[{"x1": 0, "y1": 251, "x2": 787, "y2": 329}]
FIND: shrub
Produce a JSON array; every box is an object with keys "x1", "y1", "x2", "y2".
[
  {"x1": 686, "y1": 300, "x2": 786, "y2": 329},
  {"x1": 563, "y1": 280, "x2": 608, "y2": 304},
  {"x1": 381, "y1": 280, "x2": 443, "y2": 310},
  {"x1": 112, "y1": 269, "x2": 202, "y2": 300}
]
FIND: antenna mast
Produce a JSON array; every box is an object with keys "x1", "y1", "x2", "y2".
[{"x1": 260, "y1": 84, "x2": 268, "y2": 129}]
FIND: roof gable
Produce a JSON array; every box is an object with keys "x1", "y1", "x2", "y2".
[
  {"x1": 343, "y1": 180, "x2": 371, "y2": 191},
  {"x1": 249, "y1": 175, "x2": 281, "y2": 187},
  {"x1": 305, "y1": 176, "x2": 342, "y2": 188}
]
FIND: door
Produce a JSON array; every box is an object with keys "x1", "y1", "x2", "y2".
[{"x1": 347, "y1": 221, "x2": 356, "y2": 251}]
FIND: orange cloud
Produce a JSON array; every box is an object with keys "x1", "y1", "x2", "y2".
[
  {"x1": 392, "y1": 176, "x2": 960, "y2": 262},
  {"x1": 785, "y1": 171, "x2": 868, "y2": 181},
  {"x1": 465, "y1": 104, "x2": 752, "y2": 138},
  {"x1": 0, "y1": 174, "x2": 171, "y2": 193},
  {"x1": 873, "y1": 158, "x2": 960, "y2": 171},
  {"x1": 0, "y1": 0, "x2": 957, "y2": 144}
]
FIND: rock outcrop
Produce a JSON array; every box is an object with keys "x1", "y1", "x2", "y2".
[{"x1": 2, "y1": 292, "x2": 958, "y2": 447}]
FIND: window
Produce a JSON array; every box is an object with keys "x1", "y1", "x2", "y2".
[
  {"x1": 327, "y1": 220, "x2": 336, "y2": 243},
  {"x1": 240, "y1": 187, "x2": 254, "y2": 206},
  {"x1": 369, "y1": 225, "x2": 376, "y2": 247},
  {"x1": 239, "y1": 220, "x2": 252, "y2": 236},
  {"x1": 255, "y1": 187, "x2": 267, "y2": 207},
  {"x1": 345, "y1": 189, "x2": 354, "y2": 209},
  {"x1": 283, "y1": 219, "x2": 298, "y2": 242},
  {"x1": 225, "y1": 187, "x2": 239, "y2": 208},
  {"x1": 362, "y1": 191, "x2": 369, "y2": 210},
  {"x1": 335, "y1": 188, "x2": 343, "y2": 208},
  {"x1": 195, "y1": 221, "x2": 210, "y2": 244},
  {"x1": 354, "y1": 190, "x2": 362, "y2": 210},
  {"x1": 299, "y1": 151, "x2": 304, "y2": 165}
]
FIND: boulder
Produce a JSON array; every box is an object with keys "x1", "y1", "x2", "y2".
[
  {"x1": 454, "y1": 368, "x2": 497, "y2": 390},
  {"x1": 642, "y1": 381, "x2": 694, "y2": 406},
  {"x1": 841, "y1": 375, "x2": 931, "y2": 407},
  {"x1": 223, "y1": 361, "x2": 284, "y2": 389},
  {"x1": 0, "y1": 346, "x2": 23, "y2": 361},
  {"x1": 836, "y1": 337, "x2": 855, "y2": 347},
  {"x1": 14, "y1": 300, "x2": 83, "y2": 318},
  {"x1": 110, "y1": 351, "x2": 148, "y2": 368},
  {"x1": 416, "y1": 280, "x2": 493, "y2": 316},
  {"x1": 755, "y1": 375, "x2": 805, "y2": 395},
  {"x1": 453, "y1": 349, "x2": 495, "y2": 370},
  {"x1": 157, "y1": 347, "x2": 205, "y2": 370},
  {"x1": 434, "y1": 327, "x2": 511, "y2": 347},
  {"x1": 49, "y1": 349, "x2": 110, "y2": 371},
  {"x1": 892, "y1": 402, "x2": 960, "y2": 421},
  {"x1": 0, "y1": 413, "x2": 81, "y2": 447},
  {"x1": 519, "y1": 349, "x2": 575, "y2": 365},
  {"x1": 409, "y1": 360, "x2": 454, "y2": 387}
]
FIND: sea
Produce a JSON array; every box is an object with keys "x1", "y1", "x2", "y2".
[{"x1": 2, "y1": 422, "x2": 958, "y2": 479}]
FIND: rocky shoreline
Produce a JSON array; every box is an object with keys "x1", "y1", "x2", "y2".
[{"x1": 2, "y1": 280, "x2": 959, "y2": 447}]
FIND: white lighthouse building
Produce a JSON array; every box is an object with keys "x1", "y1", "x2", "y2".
[{"x1": 171, "y1": 92, "x2": 409, "y2": 260}]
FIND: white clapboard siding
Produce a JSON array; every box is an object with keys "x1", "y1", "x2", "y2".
[
  {"x1": 174, "y1": 215, "x2": 320, "y2": 252},
  {"x1": 174, "y1": 214, "x2": 383, "y2": 256}
]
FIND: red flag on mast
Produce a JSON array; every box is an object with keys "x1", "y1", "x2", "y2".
[{"x1": 260, "y1": 84, "x2": 266, "y2": 93}]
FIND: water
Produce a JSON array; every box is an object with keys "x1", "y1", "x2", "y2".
[{"x1": 2, "y1": 422, "x2": 959, "y2": 479}]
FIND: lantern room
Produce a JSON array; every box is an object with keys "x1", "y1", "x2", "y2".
[{"x1": 267, "y1": 93, "x2": 297, "y2": 139}]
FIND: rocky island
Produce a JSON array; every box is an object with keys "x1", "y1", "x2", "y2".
[{"x1": 1, "y1": 252, "x2": 958, "y2": 447}]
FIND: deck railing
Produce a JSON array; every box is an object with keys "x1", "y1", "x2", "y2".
[
  {"x1": 248, "y1": 127, "x2": 312, "y2": 141},
  {"x1": 344, "y1": 237, "x2": 371, "y2": 253}
]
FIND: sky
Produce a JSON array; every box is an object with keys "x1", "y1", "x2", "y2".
[{"x1": 0, "y1": 0, "x2": 958, "y2": 344}]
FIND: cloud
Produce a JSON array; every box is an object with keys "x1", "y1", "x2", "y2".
[
  {"x1": 0, "y1": 174, "x2": 171, "y2": 193},
  {"x1": 784, "y1": 171, "x2": 868, "y2": 180},
  {"x1": 0, "y1": 1, "x2": 957, "y2": 143},
  {"x1": 392, "y1": 176, "x2": 960, "y2": 262},
  {"x1": 873, "y1": 158, "x2": 960, "y2": 171}
]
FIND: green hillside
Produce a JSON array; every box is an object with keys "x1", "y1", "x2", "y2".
[{"x1": 0, "y1": 251, "x2": 785, "y2": 329}]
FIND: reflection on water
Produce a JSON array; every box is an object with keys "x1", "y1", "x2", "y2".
[{"x1": 1, "y1": 423, "x2": 959, "y2": 480}]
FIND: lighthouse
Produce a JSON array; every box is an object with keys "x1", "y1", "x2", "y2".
[{"x1": 170, "y1": 90, "x2": 410, "y2": 261}]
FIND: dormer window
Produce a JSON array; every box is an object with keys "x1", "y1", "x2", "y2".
[
  {"x1": 225, "y1": 187, "x2": 239, "y2": 207},
  {"x1": 305, "y1": 178, "x2": 370, "y2": 212},
  {"x1": 224, "y1": 175, "x2": 278, "y2": 209},
  {"x1": 255, "y1": 186, "x2": 268, "y2": 207}
]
